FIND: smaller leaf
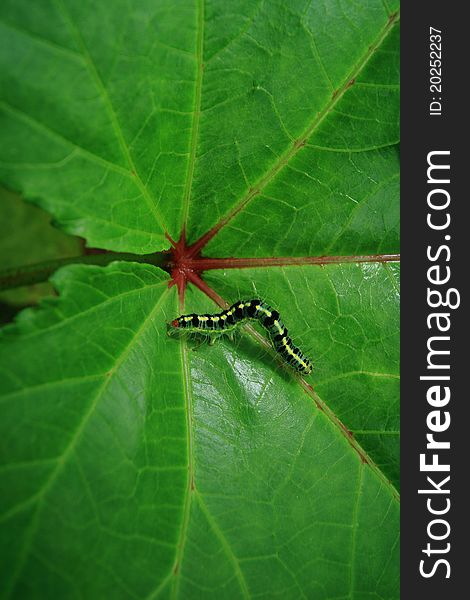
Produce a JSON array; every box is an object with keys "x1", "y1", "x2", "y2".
[{"x1": 0, "y1": 186, "x2": 82, "y2": 310}]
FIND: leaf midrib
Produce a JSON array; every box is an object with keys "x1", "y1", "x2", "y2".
[
  {"x1": 53, "y1": 0, "x2": 167, "y2": 233},
  {"x1": 169, "y1": 340, "x2": 195, "y2": 600},
  {"x1": 181, "y1": 0, "x2": 205, "y2": 228},
  {"x1": 212, "y1": 305, "x2": 400, "y2": 503}
]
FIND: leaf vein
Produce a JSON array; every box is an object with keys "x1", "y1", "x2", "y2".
[
  {"x1": 190, "y1": 10, "x2": 400, "y2": 250},
  {"x1": 54, "y1": 0, "x2": 167, "y2": 233},
  {"x1": 3, "y1": 287, "x2": 170, "y2": 596},
  {"x1": 181, "y1": 0, "x2": 205, "y2": 228}
]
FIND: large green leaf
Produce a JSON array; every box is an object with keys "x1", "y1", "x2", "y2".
[
  {"x1": 0, "y1": 262, "x2": 399, "y2": 599},
  {"x1": 0, "y1": 1, "x2": 400, "y2": 598},
  {"x1": 0, "y1": 0, "x2": 399, "y2": 256}
]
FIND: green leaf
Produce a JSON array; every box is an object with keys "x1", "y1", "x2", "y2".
[
  {"x1": 0, "y1": 1, "x2": 400, "y2": 598},
  {"x1": 1, "y1": 0, "x2": 398, "y2": 256},
  {"x1": 0, "y1": 262, "x2": 399, "y2": 599}
]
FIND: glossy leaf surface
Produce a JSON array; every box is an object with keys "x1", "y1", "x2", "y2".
[{"x1": 0, "y1": 0, "x2": 400, "y2": 598}]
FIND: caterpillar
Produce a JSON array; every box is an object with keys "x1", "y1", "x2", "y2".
[{"x1": 169, "y1": 300, "x2": 312, "y2": 375}]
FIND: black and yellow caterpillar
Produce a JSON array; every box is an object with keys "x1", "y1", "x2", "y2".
[{"x1": 169, "y1": 300, "x2": 312, "y2": 375}]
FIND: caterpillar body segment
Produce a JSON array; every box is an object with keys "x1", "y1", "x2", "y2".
[{"x1": 169, "y1": 300, "x2": 312, "y2": 375}]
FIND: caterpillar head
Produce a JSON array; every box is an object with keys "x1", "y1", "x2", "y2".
[{"x1": 166, "y1": 318, "x2": 181, "y2": 336}]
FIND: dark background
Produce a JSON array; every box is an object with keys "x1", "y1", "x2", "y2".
[{"x1": 401, "y1": 3, "x2": 468, "y2": 597}]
